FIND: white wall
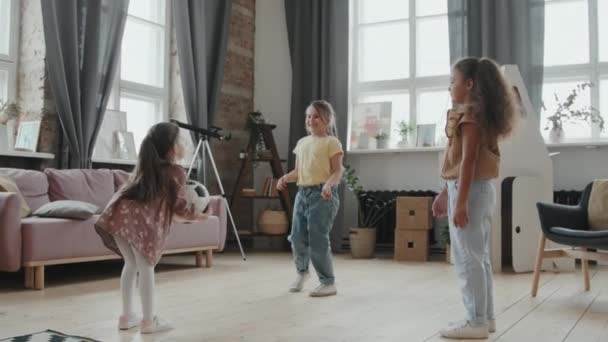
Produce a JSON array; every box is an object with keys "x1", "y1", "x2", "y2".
[
  {"x1": 549, "y1": 146, "x2": 608, "y2": 190},
  {"x1": 253, "y1": 0, "x2": 292, "y2": 230}
]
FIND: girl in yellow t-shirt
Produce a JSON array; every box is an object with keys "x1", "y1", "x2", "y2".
[{"x1": 277, "y1": 100, "x2": 344, "y2": 297}]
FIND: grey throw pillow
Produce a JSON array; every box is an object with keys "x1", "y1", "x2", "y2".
[{"x1": 33, "y1": 200, "x2": 99, "y2": 220}]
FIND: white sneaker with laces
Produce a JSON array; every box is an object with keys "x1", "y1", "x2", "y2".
[
  {"x1": 309, "y1": 284, "x2": 337, "y2": 297},
  {"x1": 289, "y1": 272, "x2": 310, "y2": 292},
  {"x1": 440, "y1": 320, "x2": 488, "y2": 339},
  {"x1": 118, "y1": 313, "x2": 140, "y2": 330},
  {"x1": 448, "y1": 318, "x2": 496, "y2": 333},
  {"x1": 140, "y1": 316, "x2": 173, "y2": 334}
]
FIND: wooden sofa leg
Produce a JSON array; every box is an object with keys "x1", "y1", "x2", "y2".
[
  {"x1": 531, "y1": 234, "x2": 546, "y2": 297},
  {"x1": 195, "y1": 251, "x2": 203, "y2": 268},
  {"x1": 34, "y1": 266, "x2": 45, "y2": 290},
  {"x1": 24, "y1": 267, "x2": 34, "y2": 289},
  {"x1": 581, "y1": 248, "x2": 590, "y2": 291},
  {"x1": 205, "y1": 250, "x2": 213, "y2": 268}
]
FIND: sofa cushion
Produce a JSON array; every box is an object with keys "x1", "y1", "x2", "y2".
[
  {"x1": 112, "y1": 170, "x2": 131, "y2": 192},
  {"x1": 33, "y1": 200, "x2": 99, "y2": 220},
  {"x1": 21, "y1": 216, "x2": 114, "y2": 262},
  {"x1": 0, "y1": 168, "x2": 50, "y2": 211},
  {"x1": 165, "y1": 216, "x2": 221, "y2": 250},
  {"x1": 44, "y1": 169, "x2": 115, "y2": 212},
  {"x1": 0, "y1": 175, "x2": 31, "y2": 217}
]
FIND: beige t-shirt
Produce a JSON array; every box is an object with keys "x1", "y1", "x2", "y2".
[
  {"x1": 441, "y1": 108, "x2": 500, "y2": 180},
  {"x1": 293, "y1": 135, "x2": 343, "y2": 186}
]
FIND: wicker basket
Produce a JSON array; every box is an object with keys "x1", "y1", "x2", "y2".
[
  {"x1": 349, "y1": 227, "x2": 376, "y2": 258},
  {"x1": 258, "y1": 209, "x2": 289, "y2": 235}
]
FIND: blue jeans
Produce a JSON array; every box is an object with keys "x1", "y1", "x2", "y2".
[
  {"x1": 288, "y1": 185, "x2": 339, "y2": 285},
  {"x1": 447, "y1": 179, "x2": 496, "y2": 327}
]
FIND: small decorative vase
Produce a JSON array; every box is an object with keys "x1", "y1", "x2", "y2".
[
  {"x1": 549, "y1": 126, "x2": 564, "y2": 143},
  {"x1": 376, "y1": 139, "x2": 387, "y2": 149},
  {"x1": 591, "y1": 121, "x2": 601, "y2": 140}
]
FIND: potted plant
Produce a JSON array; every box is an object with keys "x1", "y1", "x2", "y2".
[
  {"x1": 543, "y1": 82, "x2": 605, "y2": 143},
  {"x1": 374, "y1": 131, "x2": 389, "y2": 149},
  {"x1": 395, "y1": 120, "x2": 412, "y2": 148},
  {"x1": 343, "y1": 164, "x2": 394, "y2": 258}
]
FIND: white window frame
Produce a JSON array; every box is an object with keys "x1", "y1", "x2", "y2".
[
  {"x1": 543, "y1": 0, "x2": 608, "y2": 141},
  {"x1": 349, "y1": 0, "x2": 450, "y2": 151},
  {"x1": 0, "y1": 0, "x2": 20, "y2": 102},
  {"x1": 108, "y1": 0, "x2": 171, "y2": 123}
]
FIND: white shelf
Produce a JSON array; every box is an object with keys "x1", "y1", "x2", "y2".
[
  {"x1": 545, "y1": 139, "x2": 608, "y2": 148},
  {"x1": 0, "y1": 150, "x2": 55, "y2": 159},
  {"x1": 348, "y1": 146, "x2": 445, "y2": 154}
]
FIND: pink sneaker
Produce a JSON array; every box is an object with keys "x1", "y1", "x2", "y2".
[{"x1": 118, "y1": 313, "x2": 140, "y2": 330}]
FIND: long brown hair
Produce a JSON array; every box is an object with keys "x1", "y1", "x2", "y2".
[
  {"x1": 453, "y1": 57, "x2": 516, "y2": 140},
  {"x1": 120, "y1": 122, "x2": 180, "y2": 226}
]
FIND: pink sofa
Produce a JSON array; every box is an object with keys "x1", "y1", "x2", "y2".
[{"x1": 0, "y1": 167, "x2": 226, "y2": 290}]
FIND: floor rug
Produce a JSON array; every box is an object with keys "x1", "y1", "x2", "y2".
[{"x1": 0, "y1": 330, "x2": 101, "y2": 342}]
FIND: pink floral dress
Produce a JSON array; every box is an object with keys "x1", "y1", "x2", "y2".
[{"x1": 95, "y1": 164, "x2": 199, "y2": 265}]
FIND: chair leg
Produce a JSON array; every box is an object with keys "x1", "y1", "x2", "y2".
[
  {"x1": 205, "y1": 250, "x2": 213, "y2": 268},
  {"x1": 24, "y1": 267, "x2": 34, "y2": 289},
  {"x1": 195, "y1": 251, "x2": 203, "y2": 268},
  {"x1": 34, "y1": 266, "x2": 45, "y2": 290},
  {"x1": 581, "y1": 248, "x2": 590, "y2": 291},
  {"x1": 531, "y1": 233, "x2": 546, "y2": 297}
]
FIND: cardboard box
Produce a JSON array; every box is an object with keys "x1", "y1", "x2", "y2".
[
  {"x1": 394, "y1": 229, "x2": 429, "y2": 261},
  {"x1": 396, "y1": 196, "x2": 433, "y2": 230}
]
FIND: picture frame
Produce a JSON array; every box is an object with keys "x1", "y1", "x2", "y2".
[
  {"x1": 14, "y1": 120, "x2": 41, "y2": 152},
  {"x1": 93, "y1": 109, "x2": 127, "y2": 159},
  {"x1": 416, "y1": 124, "x2": 436, "y2": 147},
  {"x1": 350, "y1": 102, "x2": 392, "y2": 149},
  {"x1": 113, "y1": 130, "x2": 137, "y2": 160}
]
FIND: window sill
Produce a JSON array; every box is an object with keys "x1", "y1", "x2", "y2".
[
  {"x1": 545, "y1": 139, "x2": 608, "y2": 148},
  {"x1": 348, "y1": 146, "x2": 446, "y2": 154},
  {"x1": 0, "y1": 149, "x2": 55, "y2": 159}
]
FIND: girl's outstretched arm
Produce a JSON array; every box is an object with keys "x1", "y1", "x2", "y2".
[{"x1": 321, "y1": 153, "x2": 344, "y2": 200}]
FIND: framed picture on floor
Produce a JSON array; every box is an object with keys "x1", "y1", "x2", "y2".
[
  {"x1": 416, "y1": 124, "x2": 436, "y2": 147},
  {"x1": 14, "y1": 120, "x2": 41, "y2": 152}
]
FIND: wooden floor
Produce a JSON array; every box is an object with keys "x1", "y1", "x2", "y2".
[{"x1": 0, "y1": 252, "x2": 607, "y2": 342}]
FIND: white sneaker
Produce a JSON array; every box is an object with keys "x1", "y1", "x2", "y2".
[
  {"x1": 118, "y1": 313, "x2": 140, "y2": 330},
  {"x1": 289, "y1": 272, "x2": 310, "y2": 292},
  {"x1": 440, "y1": 320, "x2": 488, "y2": 339},
  {"x1": 309, "y1": 284, "x2": 337, "y2": 297},
  {"x1": 140, "y1": 316, "x2": 173, "y2": 334},
  {"x1": 449, "y1": 319, "x2": 496, "y2": 333}
]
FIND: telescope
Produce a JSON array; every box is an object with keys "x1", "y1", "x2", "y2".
[{"x1": 170, "y1": 119, "x2": 231, "y2": 141}]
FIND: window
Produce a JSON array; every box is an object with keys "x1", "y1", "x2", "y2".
[
  {"x1": 107, "y1": 0, "x2": 169, "y2": 152},
  {"x1": 350, "y1": 0, "x2": 451, "y2": 150},
  {"x1": 543, "y1": 0, "x2": 608, "y2": 140},
  {"x1": 0, "y1": 0, "x2": 19, "y2": 103}
]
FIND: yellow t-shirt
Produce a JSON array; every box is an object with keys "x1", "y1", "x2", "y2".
[{"x1": 293, "y1": 135, "x2": 344, "y2": 186}]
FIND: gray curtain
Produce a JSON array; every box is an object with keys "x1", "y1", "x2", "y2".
[
  {"x1": 284, "y1": 0, "x2": 349, "y2": 251},
  {"x1": 172, "y1": 0, "x2": 232, "y2": 181},
  {"x1": 448, "y1": 0, "x2": 545, "y2": 113},
  {"x1": 41, "y1": 0, "x2": 129, "y2": 169}
]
